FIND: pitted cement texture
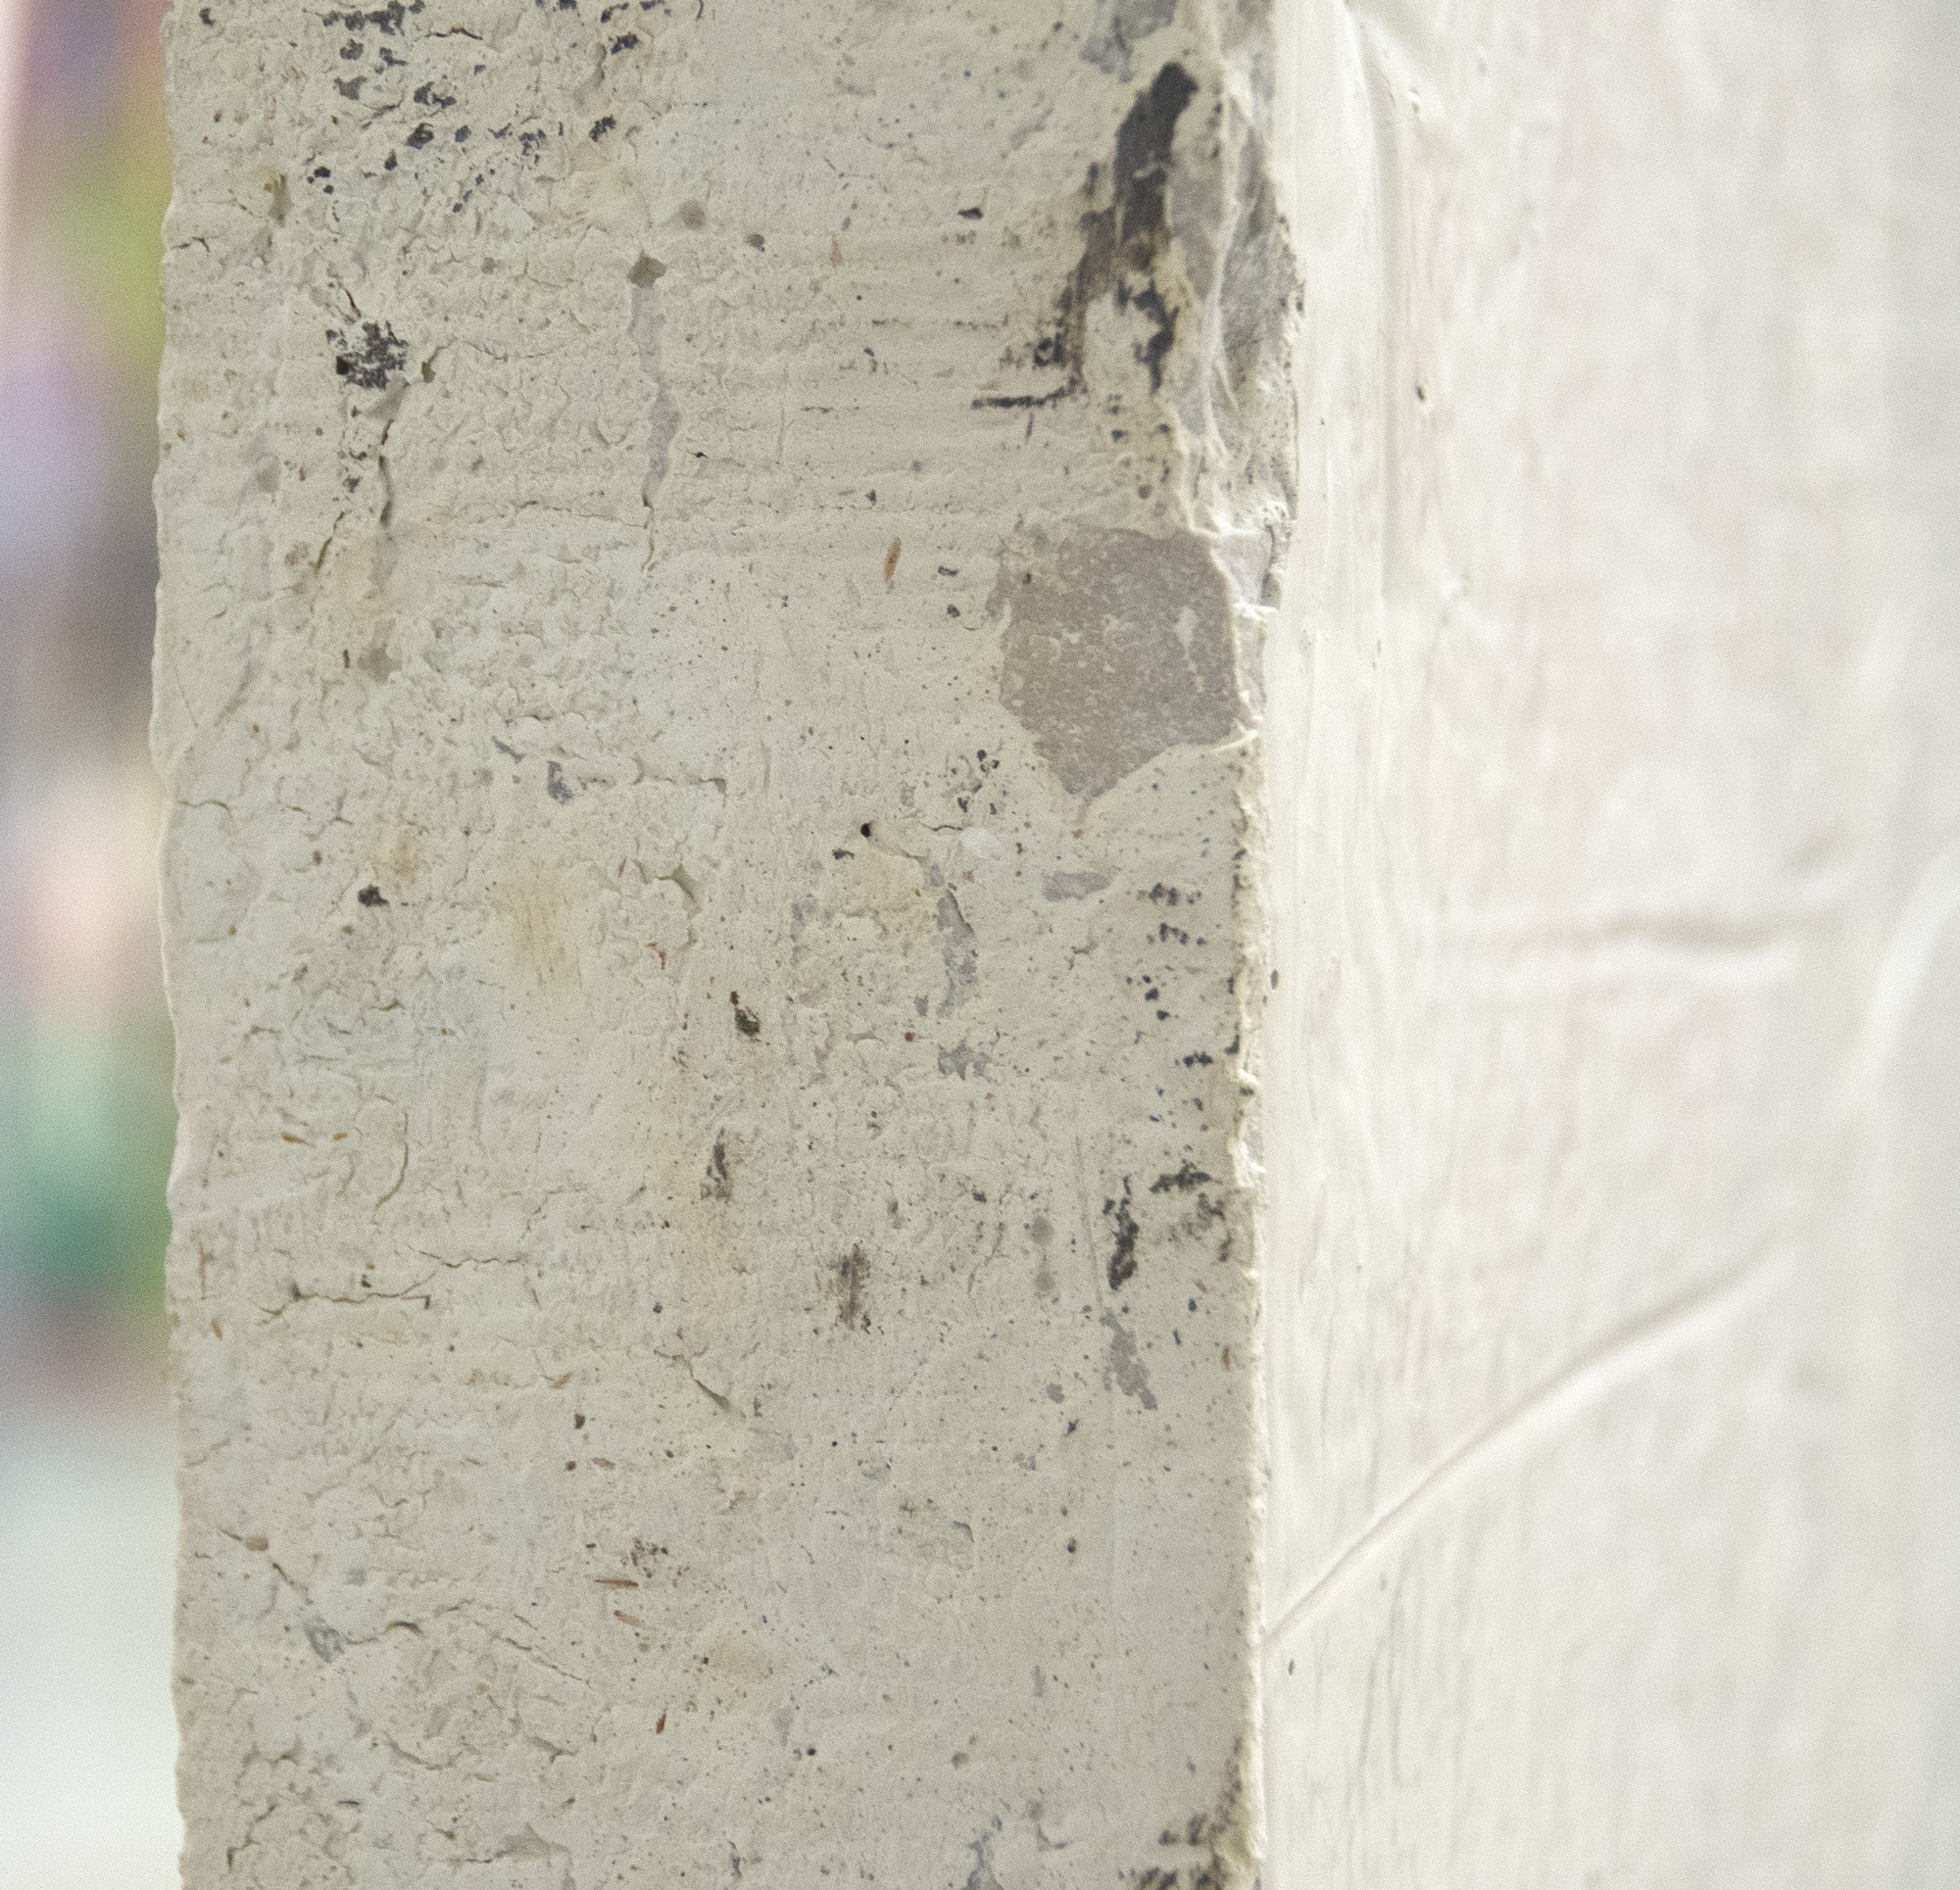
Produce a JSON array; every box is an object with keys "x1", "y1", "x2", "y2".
[{"x1": 156, "y1": 3, "x2": 1292, "y2": 1884}]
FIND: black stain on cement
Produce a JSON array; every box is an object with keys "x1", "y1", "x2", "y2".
[
  {"x1": 1150, "y1": 1162, "x2": 1211, "y2": 1194},
  {"x1": 704, "y1": 1138, "x2": 732, "y2": 1200},
  {"x1": 1104, "y1": 1181, "x2": 1140, "y2": 1289},
  {"x1": 978, "y1": 62, "x2": 1197, "y2": 409},
  {"x1": 838, "y1": 1244, "x2": 869, "y2": 1331},
  {"x1": 330, "y1": 320, "x2": 408, "y2": 389}
]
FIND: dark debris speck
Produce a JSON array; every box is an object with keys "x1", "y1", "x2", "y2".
[
  {"x1": 330, "y1": 320, "x2": 408, "y2": 390},
  {"x1": 1104, "y1": 1187, "x2": 1139, "y2": 1290}
]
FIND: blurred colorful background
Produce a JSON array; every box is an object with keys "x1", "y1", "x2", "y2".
[{"x1": 0, "y1": 0, "x2": 181, "y2": 1882}]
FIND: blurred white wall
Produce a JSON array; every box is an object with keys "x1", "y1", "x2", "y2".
[
  {"x1": 1262, "y1": 1, "x2": 1959, "y2": 1880},
  {"x1": 0, "y1": 1419, "x2": 179, "y2": 1890}
]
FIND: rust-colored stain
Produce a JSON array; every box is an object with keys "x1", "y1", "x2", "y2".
[
  {"x1": 597, "y1": 1577, "x2": 640, "y2": 1588},
  {"x1": 884, "y1": 538, "x2": 901, "y2": 584},
  {"x1": 830, "y1": 235, "x2": 842, "y2": 267}
]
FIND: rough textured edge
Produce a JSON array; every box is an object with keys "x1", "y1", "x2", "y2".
[{"x1": 1195, "y1": 5, "x2": 1298, "y2": 1880}]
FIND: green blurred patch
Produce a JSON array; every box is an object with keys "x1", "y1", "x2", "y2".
[
  {"x1": 45, "y1": 119, "x2": 171, "y2": 381},
  {"x1": 1, "y1": 1015, "x2": 174, "y2": 1319}
]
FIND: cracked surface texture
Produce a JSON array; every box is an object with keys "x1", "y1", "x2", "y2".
[
  {"x1": 162, "y1": 0, "x2": 1960, "y2": 1883},
  {"x1": 158, "y1": 2, "x2": 1287, "y2": 1884}
]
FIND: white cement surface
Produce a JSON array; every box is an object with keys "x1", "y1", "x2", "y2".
[{"x1": 157, "y1": 3, "x2": 1286, "y2": 1884}]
